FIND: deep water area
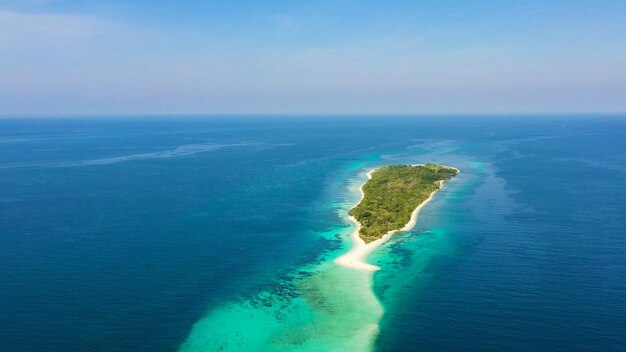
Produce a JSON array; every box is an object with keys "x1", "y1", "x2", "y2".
[{"x1": 1, "y1": 116, "x2": 624, "y2": 351}]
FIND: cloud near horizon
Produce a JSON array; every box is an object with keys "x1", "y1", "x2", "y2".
[{"x1": 1, "y1": 1, "x2": 625, "y2": 116}]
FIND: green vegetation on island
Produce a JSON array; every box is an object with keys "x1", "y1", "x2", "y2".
[{"x1": 349, "y1": 164, "x2": 458, "y2": 243}]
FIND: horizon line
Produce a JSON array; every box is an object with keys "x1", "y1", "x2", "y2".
[{"x1": 1, "y1": 112, "x2": 626, "y2": 119}]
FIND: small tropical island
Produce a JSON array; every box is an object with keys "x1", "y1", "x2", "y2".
[{"x1": 350, "y1": 164, "x2": 459, "y2": 243}]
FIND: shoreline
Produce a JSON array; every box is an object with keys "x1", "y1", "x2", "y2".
[{"x1": 335, "y1": 164, "x2": 458, "y2": 272}]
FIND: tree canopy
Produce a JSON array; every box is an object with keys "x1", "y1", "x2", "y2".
[{"x1": 349, "y1": 164, "x2": 458, "y2": 243}]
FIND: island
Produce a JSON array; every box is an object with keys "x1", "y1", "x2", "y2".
[{"x1": 349, "y1": 164, "x2": 459, "y2": 243}]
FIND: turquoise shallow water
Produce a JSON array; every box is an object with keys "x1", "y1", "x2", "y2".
[
  {"x1": 176, "y1": 150, "x2": 476, "y2": 351},
  {"x1": 1, "y1": 116, "x2": 625, "y2": 351},
  {"x1": 179, "y1": 163, "x2": 383, "y2": 351}
]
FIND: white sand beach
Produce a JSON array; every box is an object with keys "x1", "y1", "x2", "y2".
[{"x1": 335, "y1": 165, "x2": 458, "y2": 272}]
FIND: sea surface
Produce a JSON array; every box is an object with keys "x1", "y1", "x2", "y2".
[{"x1": 1, "y1": 116, "x2": 625, "y2": 351}]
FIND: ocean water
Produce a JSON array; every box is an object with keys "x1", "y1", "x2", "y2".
[{"x1": 1, "y1": 116, "x2": 625, "y2": 351}]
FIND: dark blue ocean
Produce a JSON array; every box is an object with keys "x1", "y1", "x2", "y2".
[{"x1": 1, "y1": 116, "x2": 625, "y2": 351}]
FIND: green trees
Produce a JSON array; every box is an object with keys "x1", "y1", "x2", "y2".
[{"x1": 349, "y1": 164, "x2": 458, "y2": 243}]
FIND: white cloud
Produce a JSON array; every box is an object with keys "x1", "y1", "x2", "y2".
[{"x1": 0, "y1": 11, "x2": 126, "y2": 50}]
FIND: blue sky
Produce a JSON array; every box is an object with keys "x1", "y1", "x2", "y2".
[{"x1": 1, "y1": 0, "x2": 625, "y2": 115}]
